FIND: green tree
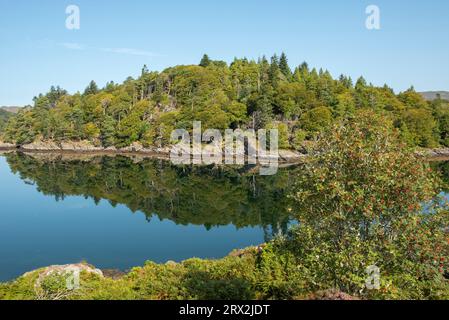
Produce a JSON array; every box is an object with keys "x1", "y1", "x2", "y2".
[
  {"x1": 268, "y1": 54, "x2": 280, "y2": 87},
  {"x1": 248, "y1": 89, "x2": 274, "y2": 130},
  {"x1": 398, "y1": 87, "x2": 428, "y2": 109},
  {"x1": 100, "y1": 115, "x2": 116, "y2": 147},
  {"x1": 279, "y1": 52, "x2": 292, "y2": 80},
  {"x1": 83, "y1": 122, "x2": 100, "y2": 140},
  {"x1": 0, "y1": 109, "x2": 14, "y2": 134},
  {"x1": 300, "y1": 106, "x2": 332, "y2": 135},
  {"x1": 199, "y1": 54, "x2": 212, "y2": 67},
  {"x1": 84, "y1": 81, "x2": 99, "y2": 96},
  {"x1": 284, "y1": 111, "x2": 448, "y2": 298},
  {"x1": 402, "y1": 108, "x2": 438, "y2": 147}
]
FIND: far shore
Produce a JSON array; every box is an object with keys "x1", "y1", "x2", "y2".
[
  {"x1": 0, "y1": 140, "x2": 306, "y2": 164},
  {"x1": 1, "y1": 143, "x2": 449, "y2": 163}
]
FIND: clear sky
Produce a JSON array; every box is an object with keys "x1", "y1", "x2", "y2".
[{"x1": 1, "y1": 0, "x2": 448, "y2": 106}]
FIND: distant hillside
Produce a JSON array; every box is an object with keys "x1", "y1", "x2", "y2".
[
  {"x1": 419, "y1": 91, "x2": 449, "y2": 101},
  {"x1": 0, "y1": 106, "x2": 22, "y2": 114}
]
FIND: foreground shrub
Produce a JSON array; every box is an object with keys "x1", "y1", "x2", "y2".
[{"x1": 283, "y1": 110, "x2": 448, "y2": 298}]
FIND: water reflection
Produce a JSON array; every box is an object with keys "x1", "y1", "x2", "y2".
[
  {"x1": 2, "y1": 151, "x2": 446, "y2": 282},
  {"x1": 4, "y1": 152, "x2": 294, "y2": 240},
  {"x1": 431, "y1": 160, "x2": 449, "y2": 191}
]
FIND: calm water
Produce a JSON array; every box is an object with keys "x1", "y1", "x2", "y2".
[{"x1": 0, "y1": 152, "x2": 294, "y2": 281}]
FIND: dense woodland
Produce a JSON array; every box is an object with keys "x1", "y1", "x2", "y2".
[
  {"x1": 0, "y1": 109, "x2": 13, "y2": 133},
  {"x1": 1, "y1": 53, "x2": 448, "y2": 149}
]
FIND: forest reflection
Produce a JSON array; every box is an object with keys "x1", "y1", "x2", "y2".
[{"x1": 4, "y1": 152, "x2": 297, "y2": 241}]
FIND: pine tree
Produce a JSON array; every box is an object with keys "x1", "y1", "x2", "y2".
[
  {"x1": 257, "y1": 56, "x2": 270, "y2": 90},
  {"x1": 299, "y1": 62, "x2": 309, "y2": 73},
  {"x1": 84, "y1": 80, "x2": 99, "y2": 95},
  {"x1": 141, "y1": 64, "x2": 149, "y2": 76},
  {"x1": 339, "y1": 75, "x2": 353, "y2": 89},
  {"x1": 355, "y1": 76, "x2": 367, "y2": 90},
  {"x1": 199, "y1": 54, "x2": 211, "y2": 67},
  {"x1": 268, "y1": 54, "x2": 280, "y2": 87},
  {"x1": 100, "y1": 115, "x2": 116, "y2": 147},
  {"x1": 46, "y1": 86, "x2": 68, "y2": 107},
  {"x1": 279, "y1": 52, "x2": 292, "y2": 79}
]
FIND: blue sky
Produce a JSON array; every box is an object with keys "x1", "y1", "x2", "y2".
[{"x1": 0, "y1": 0, "x2": 448, "y2": 106}]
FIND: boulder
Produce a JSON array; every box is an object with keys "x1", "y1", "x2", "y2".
[
  {"x1": 26, "y1": 263, "x2": 103, "y2": 299},
  {"x1": 23, "y1": 263, "x2": 104, "y2": 284},
  {"x1": 38, "y1": 263, "x2": 103, "y2": 277}
]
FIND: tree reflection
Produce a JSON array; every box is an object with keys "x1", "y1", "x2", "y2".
[{"x1": 5, "y1": 152, "x2": 294, "y2": 239}]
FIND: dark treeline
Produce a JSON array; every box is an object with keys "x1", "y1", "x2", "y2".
[
  {"x1": 4, "y1": 152, "x2": 293, "y2": 237},
  {"x1": 1, "y1": 53, "x2": 448, "y2": 149}
]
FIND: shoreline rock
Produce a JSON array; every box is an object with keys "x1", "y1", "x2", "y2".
[
  {"x1": 0, "y1": 141, "x2": 17, "y2": 149},
  {"x1": 23, "y1": 263, "x2": 104, "y2": 280},
  {"x1": 6, "y1": 139, "x2": 449, "y2": 163},
  {"x1": 418, "y1": 148, "x2": 449, "y2": 159},
  {"x1": 15, "y1": 139, "x2": 306, "y2": 163}
]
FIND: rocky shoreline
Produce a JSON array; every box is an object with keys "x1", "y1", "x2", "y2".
[
  {"x1": 0, "y1": 141, "x2": 16, "y2": 149},
  {"x1": 417, "y1": 148, "x2": 449, "y2": 161},
  {"x1": 0, "y1": 139, "x2": 307, "y2": 164},
  {"x1": 1, "y1": 139, "x2": 449, "y2": 163}
]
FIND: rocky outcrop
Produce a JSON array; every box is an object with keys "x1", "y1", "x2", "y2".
[
  {"x1": 278, "y1": 149, "x2": 306, "y2": 163},
  {"x1": 21, "y1": 140, "x2": 103, "y2": 152},
  {"x1": 416, "y1": 148, "x2": 449, "y2": 161},
  {"x1": 60, "y1": 140, "x2": 103, "y2": 152},
  {"x1": 420, "y1": 148, "x2": 449, "y2": 158},
  {"x1": 22, "y1": 140, "x2": 61, "y2": 151},
  {"x1": 119, "y1": 142, "x2": 145, "y2": 152},
  {"x1": 16, "y1": 139, "x2": 307, "y2": 163},
  {"x1": 0, "y1": 141, "x2": 16, "y2": 149},
  {"x1": 153, "y1": 146, "x2": 172, "y2": 154},
  {"x1": 42, "y1": 263, "x2": 102, "y2": 277},
  {"x1": 27, "y1": 263, "x2": 104, "y2": 299},
  {"x1": 23, "y1": 263, "x2": 104, "y2": 281}
]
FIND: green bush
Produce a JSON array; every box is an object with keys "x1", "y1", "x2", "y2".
[{"x1": 286, "y1": 110, "x2": 448, "y2": 298}]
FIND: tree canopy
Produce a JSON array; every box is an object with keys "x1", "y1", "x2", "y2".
[{"x1": 1, "y1": 53, "x2": 448, "y2": 149}]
